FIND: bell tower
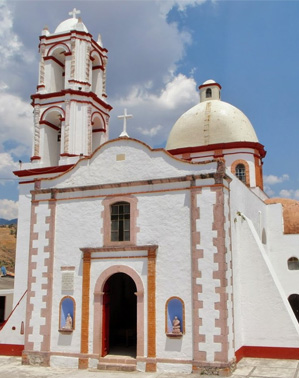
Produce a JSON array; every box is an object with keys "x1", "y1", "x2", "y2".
[{"x1": 31, "y1": 9, "x2": 112, "y2": 167}]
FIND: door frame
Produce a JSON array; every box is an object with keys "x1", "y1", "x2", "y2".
[{"x1": 93, "y1": 265, "x2": 145, "y2": 357}]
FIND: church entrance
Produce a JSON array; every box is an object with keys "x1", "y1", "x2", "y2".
[{"x1": 102, "y1": 273, "x2": 137, "y2": 357}]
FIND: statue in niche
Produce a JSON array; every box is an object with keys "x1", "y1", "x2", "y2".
[
  {"x1": 172, "y1": 316, "x2": 182, "y2": 334},
  {"x1": 63, "y1": 313, "x2": 73, "y2": 330}
]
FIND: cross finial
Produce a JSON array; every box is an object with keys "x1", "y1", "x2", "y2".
[
  {"x1": 118, "y1": 108, "x2": 133, "y2": 138},
  {"x1": 69, "y1": 8, "x2": 81, "y2": 19}
]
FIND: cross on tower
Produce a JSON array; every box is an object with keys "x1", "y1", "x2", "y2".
[
  {"x1": 118, "y1": 109, "x2": 133, "y2": 137},
  {"x1": 69, "y1": 8, "x2": 81, "y2": 19}
]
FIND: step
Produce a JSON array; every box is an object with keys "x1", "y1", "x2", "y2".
[{"x1": 97, "y1": 361, "x2": 136, "y2": 372}]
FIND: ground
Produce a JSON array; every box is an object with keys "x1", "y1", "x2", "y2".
[{"x1": 0, "y1": 357, "x2": 297, "y2": 378}]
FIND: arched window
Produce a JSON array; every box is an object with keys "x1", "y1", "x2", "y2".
[
  {"x1": 111, "y1": 202, "x2": 130, "y2": 242},
  {"x1": 288, "y1": 257, "x2": 299, "y2": 270},
  {"x1": 165, "y1": 297, "x2": 185, "y2": 336},
  {"x1": 288, "y1": 294, "x2": 299, "y2": 322},
  {"x1": 206, "y1": 88, "x2": 212, "y2": 98},
  {"x1": 235, "y1": 163, "x2": 246, "y2": 183}
]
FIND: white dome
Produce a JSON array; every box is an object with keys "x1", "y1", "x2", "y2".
[
  {"x1": 55, "y1": 18, "x2": 88, "y2": 34},
  {"x1": 166, "y1": 84, "x2": 258, "y2": 151}
]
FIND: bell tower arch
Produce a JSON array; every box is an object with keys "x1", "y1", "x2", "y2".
[{"x1": 31, "y1": 9, "x2": 112, "y2": 167}]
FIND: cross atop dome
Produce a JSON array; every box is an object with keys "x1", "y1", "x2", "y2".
[{"x1": 69, "y1": 8, "x2": 81, "y2": 19}]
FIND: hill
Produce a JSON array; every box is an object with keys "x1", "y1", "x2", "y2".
[
  {"x1": 0, "y1": 224, "x2": 17, "y2": 272},
  {"x1": 0, "y1": 218, "x2": 17, "y2": 226}
]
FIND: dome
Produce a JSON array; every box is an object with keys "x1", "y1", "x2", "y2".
[
  {"x1": 265, "y1": 198, "x2": 299, "y2": 234},
  {"x1": 55, "y1": 17, "x2": 88, "y2": 34},
  {"x1": 166, "y1": 80, "x2": 258, "y2": 151}
]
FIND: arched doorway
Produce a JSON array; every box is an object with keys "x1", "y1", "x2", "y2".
[{"x1": 102, "y1": 273, "x2": 137, "y2": 357}]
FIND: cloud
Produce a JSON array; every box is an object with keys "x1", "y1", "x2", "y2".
[
  {"x1": 0, "y1": 153, "x2": 19, "y2": 184},
  {"x1": 264, "y1": 186, "x2": 275, "y2": 198},
  {"x1": 110, "y1": 73, "x2": 199, "y2": 146},
  {"x1": 157, "y1": 0, "x2": 209, "y2": 15},
  {"x1": 138, "y1": 125, "x2": 162, "y2": 137},
  {"x1": 0, "y1": 1, "x2": 33, "y2": 66},
  {"x1": 0, "y1": 199, "x2": 18, "y2": 220},
  {"x1": 279, "y1": 189, "x2": 299, "y2": 199},
  {"x1": 0, "y1": 90, "x2": 32, "y2": 156},
  {"x1": 263, "y1": 174, "x2": 289, "y2": 185}
]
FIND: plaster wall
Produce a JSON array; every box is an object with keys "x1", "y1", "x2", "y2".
[
  {"x1": 50, "y1": 198, "x2": 104, "y2": 353},
  {"x1": 265, "y1": 203, "x2": 299, "y2": 297},
  {"x1": 50, "y1": 188, "x2": 194, "y2": 359},
  {"x1": 4, "y1": 293, "x2": 13, "y2": 320},
  {"x1": 0, "y1": 292, "x2": 26, "y2": 345},
  {"x1": 139, "y1": 191, "x2": 193, "y2": 360},
  {"x1": 75, "y1": 39, "x2": 87, "y2": 82},
  {"x1": 27, "y1": 202, "x2": 52, "y2": 351},
  {"x1": 233, "y1": 217, "x2": 299, "y2": 348},
  {"x1": 14, "y1": 184, "x2": 33, "y2": 305},
  {"x1": 223, "y1": 188, "x2": 234, "y2": 361},
  {"x1": 69, "y1": 102, "x2": 89, "y2": 156},
  {"x1": 229, "y1": 176, "x2": 268, "y2": 350},
  {"x1": 42, "y1": 140, "x2": 218, "y2": 190}
]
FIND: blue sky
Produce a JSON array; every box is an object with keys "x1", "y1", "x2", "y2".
[{"x1": 0, "y1": 0, "x2": 299, "y2": 218}]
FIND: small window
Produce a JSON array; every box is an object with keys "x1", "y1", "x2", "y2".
[
  {"x1": 288, "y1": 257, "x2": 299, "y2": 270},
  {"x1": 206, "y1": 88, "x2": 212, "y2": 98},
  {"x1": 236, "y1": 164, "x2": 246, "y2": 183},
  {"x1": 111, "y1": 202, "x2": 130, "y2": 241}
]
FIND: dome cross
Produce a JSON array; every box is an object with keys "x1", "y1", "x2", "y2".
[{"x1": 69, "y1": 8, "x2": 81, "y2": 19}]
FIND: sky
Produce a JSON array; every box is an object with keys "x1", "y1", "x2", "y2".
[{"x1": 0, "y1": 0, "x2": 299, "y2": 219}]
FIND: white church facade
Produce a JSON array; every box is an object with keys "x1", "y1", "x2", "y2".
[{"x1": 1, "y1": 10, "x2": 298, "y2": 375}]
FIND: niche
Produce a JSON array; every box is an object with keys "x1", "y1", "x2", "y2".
[
  {"x1": 165, "y1": 297, "x2": 184, "y2": 338},
  {"x1": 59, "y1": 296, "x2": 75, "y2": 332}
]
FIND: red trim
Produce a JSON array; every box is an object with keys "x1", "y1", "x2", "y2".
[
  {"x1": 40, "y1": 106, "x2": 65, "y2": 122},
  {"x1": 92, "y1": 65, "x2": 103, "y2": 70},
  {"x1": 40, "y1": 120, "x2": 60, "y2": 130},
  {"x1": 0, "y1": 344, "x2": 24, "y2": 356},
  {"x1": 91, "y1": 39, "x2": 108, "y2": 53},
  {"x1": 235, "y1": 346, "x2": 299, "y2": 362},
  {"x1": 31, "y1": 90, "x2": 112, "y2": 111},
  {"x1": 39, "y1": 33, "x2": 108, "y2": 54},
  {"x1": 13, "y1": 164, "x2": 74, "y2": 178},
  {"x1": 20, "y1": 180, "x2": 35, "y2": 185},
  {"x1": 60, "y1": 153, "x2": 78, "y2": 157},
  {"x1": 39, "y1": 30, "x2": 92, "y2": 41},
  {"x1": 37, "y1": 85, "x2": 45, "y2": 89},
  {"x1": 44, "y1": 55, "x2": 64, "y2": 68},
  {"x1": 68, "y1": 79, "x2": 91, "y2": 87},
  {"x1": 168, "y1": 141, "x2": 266, "y2": 159},
  {"x1": 92, "y1": 128, "x2": 106, "y2": 133},
  {"x1": 31, "y1": 156, "x2": 41, "y2": 161},
  {"x1": 47, "y1": 42, "x2": 71, "y2": 57},
  {"x1": 199, "y1": 82, "x2": 222, "y2": 90}
]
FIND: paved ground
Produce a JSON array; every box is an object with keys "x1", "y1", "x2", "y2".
[{"x1": 0, "y1": 356, "x2": 298, "y2": 378}]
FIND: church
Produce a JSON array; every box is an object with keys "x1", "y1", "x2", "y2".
[{"x1": 1, "y1": 9, "x2": 298, "y2": 375}]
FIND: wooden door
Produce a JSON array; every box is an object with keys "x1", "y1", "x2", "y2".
[{"x1": 102, "y1": 283, "x2": 110, "y2": 356}]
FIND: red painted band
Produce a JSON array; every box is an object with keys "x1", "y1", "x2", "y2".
[
  {"x1": 235, "y1": 346, "x2": 299, "y2": 362},
  {"x1": 0, "y1": 344, "x2": 24, "y2": 356},
  {"x1": 168, "y1": 141, "x2": 266, "y2": 158}
]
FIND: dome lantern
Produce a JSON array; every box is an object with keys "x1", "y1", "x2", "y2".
[{"x1": 199, "y1": 79, "x2": 221, "y2": 102}]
